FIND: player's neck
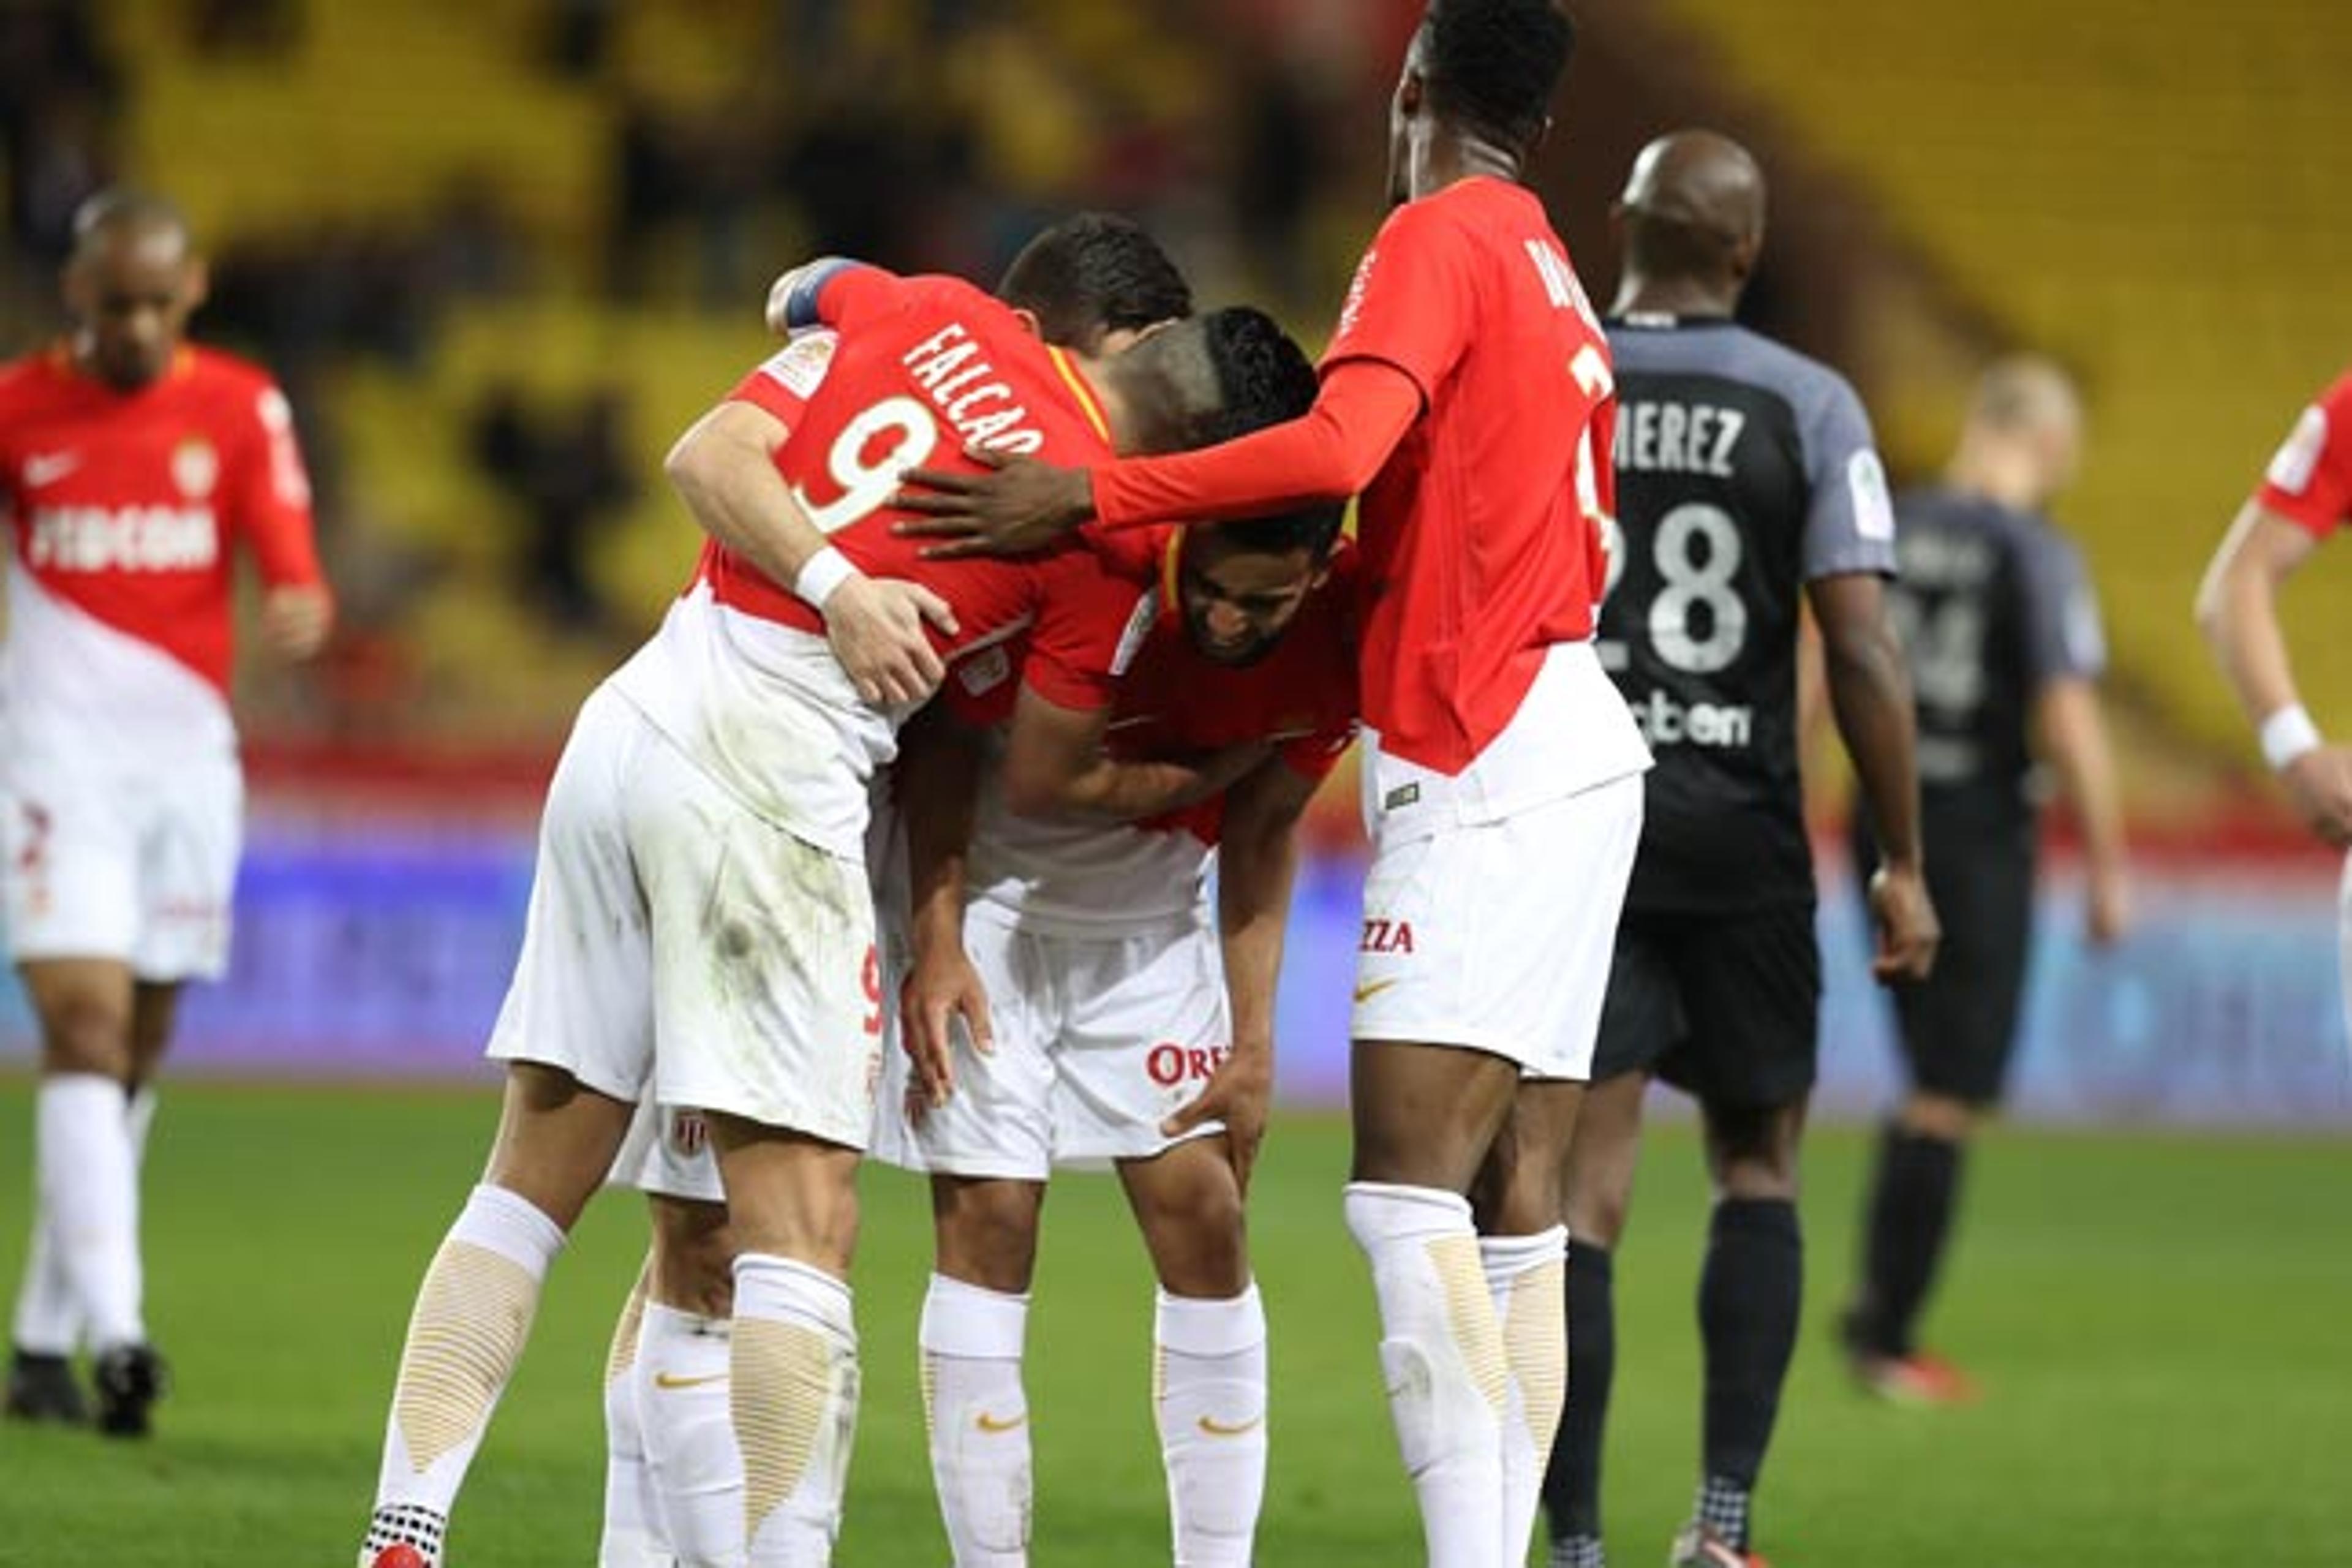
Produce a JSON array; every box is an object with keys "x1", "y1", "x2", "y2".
[
  {"x1": 1409, "y1": 132, "x2": 1520, "y2": 202},
  {"x1": 1945, "y1": 445, "x2": 2046, "y2": 514},
  {"x1": 1612, "y1": 272, "x2": 1739, "y2": 321}
]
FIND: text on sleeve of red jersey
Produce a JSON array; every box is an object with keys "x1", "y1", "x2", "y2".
[
  {"x1": 1091, "y1": 358, "x2": 1422, "y2": 530},
  {"x1": 2255, "y1": 373, "x2": 2352, "y2": 537},
  {"x1": 235, "y1": 382, "x2": 326, "y2": 587},
  {"x1": 1320, "y1": 200, "x2": 1482, "y2": 402}
]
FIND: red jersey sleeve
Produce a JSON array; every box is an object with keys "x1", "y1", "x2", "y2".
[
  {"x1": 232, "y1": 379, "x2": 325, "y2": 588},
  {"x1": 2255, "y1": 372, "x2": 2352, "y2": 538},
  {"x1": 1322, "y1": 198, "x2": 1478, "y2": 401},
  {"x1": 1020, "y1": 548, "x2": 1153, "y2": 712},
  {"x1": 771, "y1": 259, "x2": 902, "y2": 336},
  {"x1": 725, "y1": 330, "x2": 835, "y2": 426}
]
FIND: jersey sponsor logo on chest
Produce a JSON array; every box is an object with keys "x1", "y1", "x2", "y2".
[
  {"x1": 27, "y1": 504, "x2": 221, "y2": 572},
  {"x1": 1629, "y1": 687, "x2": 1754, "y2": 750},
  {"x1": 1614, "y1": 400, "x2": 1744, "y2": 477}
]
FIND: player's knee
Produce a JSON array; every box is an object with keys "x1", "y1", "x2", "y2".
[
  {"x1": 1899, "y1": 1092, "x2": 1977, "y2": 1143},
  {"x1": 932, "y1": 1179, "x2": 1042, "y2": 1294},
  {"x1": 1139, "y1": 1178, "x2": 1250, "y2": 1298},
  {"x1": 39, "y1": 991, "x2": 133, "y2": 1080},
  {"x1": 1564, "y1": 1178, "x2": 1632, "y2": 1249},
  {"x1": 650, "y1": 1198, "x2": 736, "y2": 1317}
]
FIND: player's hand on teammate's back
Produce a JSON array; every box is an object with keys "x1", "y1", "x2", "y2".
[
  {"x1": 2280, "y1": 745, "x2": 2352, "y2": 848},
  {"x1": 900, "y1": 943, "x2": 994, "y2": 1109},
  {"x1": 1163, "y1": 1038, "x2": 1273, "y2": 1197},
  {"x1": 1866, "y1": 863, "x2": 1941, "y2": 983},
  {"x1": 826, "y1": 573, "x2": 957, "y2": 706},
  {"x1": 258, "y1": 583, "x2": 333, "y2": 661},
  {"x1": 894, "y1": 447, "x2": 1095, "y2": 559}
]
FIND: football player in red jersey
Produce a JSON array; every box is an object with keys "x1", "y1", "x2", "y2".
[
  {"x1": 0, "y1": 192, "x2": 330, "y2": 1438},
  {"x1": 2198, "y1": 368, "x2": 2352, "y2": 1031},
  {"x1": 896, "y1": 6, "x2": 1650, "y2": 1562},
  {"x1": 355, "y1": 258, "x2": 1324, "y2": 1568}
]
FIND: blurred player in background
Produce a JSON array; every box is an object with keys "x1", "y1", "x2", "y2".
[
  {"x1": 881, "y1": 505, "x2": 1355, "y2": 1568},
  {"x1": 895, "y1": 4, "x2": 1649, "y2": 1562},
  {"x1": 355, "y1": 254, "x2": 1321, "y2": 1568},
  {"x1": 1842, "y1": 358, "x2": 2130, "y2": 1403},
  {"x1": 1542, "y1": 132, "x2": 1935, "y2": 1568},
  {"x1": 592, "y1": 216, "x2": 1227, "y2": 1568},
  {"x1": 2197, "y1": 368, "x2": 2352, "y2": 1020},
  {"x1": 0, "y1": 191, "x2": 330, "y2": 1438}
]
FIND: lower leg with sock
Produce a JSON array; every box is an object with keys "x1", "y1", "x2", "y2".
[
  {"x1": 1694, "y1": 1198, "x2": 1802, "y2": 1553},
  {"x1": 1154, "y1": 1284, "x2": 1268, "y2": 1567},
  {"x1": 640, "y1": 1300, "x2": 741, "y2": 1567},
  {"x1": 1540, "y1": 1240, "x2": 1613, "y2": 1568},
  {"x1": 33, "y1": 1074, "x2": 145, "y2": 1352},
  {"x1": 1854, "y1": 1125, "x2": 1964, "y2": 1358},
  {"x1": 362, "y1": 1184, "x2": 568, "y2": 1567},
  {"x1": 601, "y1": 1273, "x2": 670, "y2": 1567},
  {"x1": 1344, "y1": 1182, "x2": 1508, "y2": 1568},
  {"x1": 919, "y1": 1273, "x2": 1031, "y2": 1568},
  {"x1": 1482, "y1": 1227, "x2": 1566, "y2": 1565},
  {"x1": 732, "y1": 1254, "x2": 859, "y2": 1568}
]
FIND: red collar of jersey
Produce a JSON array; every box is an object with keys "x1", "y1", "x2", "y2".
[{"x1": 48, "y1": 342, "x2": 198, "y2": 393}]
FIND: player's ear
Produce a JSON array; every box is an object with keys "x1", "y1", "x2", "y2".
[
  {"x1": 181, "y1": 257, "x2": 211, "y2": 313},
  {"x1": 1526, "y1": 113, "x2": 1557, "y2": 157},
  {"x1": 1009, "y1": 306, "x2": 1044, "y2": 340}
]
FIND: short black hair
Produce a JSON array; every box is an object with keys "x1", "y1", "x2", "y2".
[
  {"x1": 996, "y1": 213, "x2": 1193, "y2": 349},
  {"x1": 1195, "y1": 305, "x2": 1344, "y2": 559},
  {"x1": 1419, "y1": 0, "x2": 1575, "y2": 149}
]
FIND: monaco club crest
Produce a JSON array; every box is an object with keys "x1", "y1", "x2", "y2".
[{"x1": 172, "y1": 438, "x2": 219, "y2": 499}]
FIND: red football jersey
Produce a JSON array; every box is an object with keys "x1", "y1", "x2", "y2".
[
  {"x1": 2255, "y1": 369, "x2": 2352, "y2": 540},
  {"x1": 1321, "y1": 177, "x2": 1616, "y2": 774},
  {"x1": 0, "y1": 344, "x2": 320, "y2": 702},
  {"x1": 706, "y1": 270, "x2": 1149, "y2": 713},
  {"x1": 948, "y1": 532, "x2": 1361, "y2": 844}
]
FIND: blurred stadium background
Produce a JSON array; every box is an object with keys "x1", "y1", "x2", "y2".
[
  {"x1": 2, "y1": 0, "x2": 2344, "y2": 1118},
  {"x1": 2, "y1": 5, "x2": 2350, "y2": 1566}
]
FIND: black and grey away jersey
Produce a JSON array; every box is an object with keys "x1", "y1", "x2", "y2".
[
  {"x1": 1887, "y1": 487, "x2": 2106, "y2": 823},
  {"x1": 1601, "y1": 316, "x2": 1897, "y2": 912}
]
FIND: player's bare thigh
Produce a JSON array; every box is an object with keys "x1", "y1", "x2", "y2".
[
  {"x1": 481, "y1": 1060, "x2": 639, "y2": 1232},
  {"x1": 930, "y1": 1175, "x2": 1047, "y2": 1297},
  {"x1": 647, "y1": 1193, "x2": 736, "y2": 1319},
  {"x1": 1117, "y1": 1137, "x2": 1248, "y2": 1299},
  {"x1": 707, "y1": 1115, "x2": 861, "y2": 1278},
  {"x1": 1558, "y1": 1069, "x2": 1649, "y2": 1249},
  {"x1": 1469, "y1": 1077, "x2": 1585, "y2": 1237},
  {"x1": 1348, "y1": 1038, "x2": 1523, "y2": 1193},
  {"x1": 19, "y1": 957, "x2": 139, "y2": 1080},
  {"x1": 129, "y1": 979, "x2": 181, "y2": 1090}
]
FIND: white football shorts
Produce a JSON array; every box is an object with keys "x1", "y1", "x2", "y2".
[
  {"x1": 487, "y1": 681, "x2": 886, "y2": 1150},
  {"x1": 1350, "y1": 771, "x2": 1645, "y2": 1081},
  {"x1": 872, "y1": 910, "x2": 1229, "y2": 1182},
  {"x1": 0, "y1": 750, "x2": 241, "y2": 982}
]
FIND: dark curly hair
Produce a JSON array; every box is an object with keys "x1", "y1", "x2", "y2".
[
  {"x1": 1420, "y1": 0, "x2": 1575, "y2": 149},
  {"x1": 1198, "y1": 306, "x2": 1343, "y2": 559},
  {"x1": 997, "y1": 213, "x2": 1194, "y2": 350}
]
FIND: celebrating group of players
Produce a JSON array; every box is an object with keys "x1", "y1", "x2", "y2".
[{"x1": 7, "y1": 3, "x2": 2352, "y2": 1567}]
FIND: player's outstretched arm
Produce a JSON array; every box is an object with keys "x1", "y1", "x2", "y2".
[
  {"x1": 2034, "y1": 679, "x2": 2133, "y2": 943},
  {"x1": 2196, "y1": 502, "x2": 2352, "y2": 846},
  {"x1": 665, "y1": 401, "x2": 956, "y2": 705},
  {"x1": 893, "y1": 361, "x2": 1422, "y2": 559},
  {"x1": 1810, "y1": 571, "x2": 1940, "y2": 981},
  {"x1": 1000, "y1": 687, "x2": 1272, "y2": 823},
  {"x1": 896, "y1": 706, "x2": 993, "y2": 1107},
  {"x1": 1164, "y1": 760, "x2": 1318, "y2": 1194}
]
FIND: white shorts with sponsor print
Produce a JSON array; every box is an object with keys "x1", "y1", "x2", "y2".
[
  {"x1": 1351, "y1": 771, "x2": 1645, "y2": 1080},
  {"x1": 872, "y1": 909, "x2": 1229, "y2": 1182},
  {"x1": 486, "y1": 680, "x2": 887, "y2": 1149},
  {"x1": 611, "y1": 1099, "x2": 726, "y2": 1204},
  {"x1": 0, "y1": 750, "x2": 241, "y2": 982}
]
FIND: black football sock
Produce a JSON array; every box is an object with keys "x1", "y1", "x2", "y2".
[
  {"x1": 1697, "y1": 1197, "x2": 1801, "y2": 1550},
  {"x1": 1855, "y1": 1123, "x2": 1964, "y2": 1358},
  {"x1": 1541, "y1": 1239, "x2": 1614, "y2": 1555}
]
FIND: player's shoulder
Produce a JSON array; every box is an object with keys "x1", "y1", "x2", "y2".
[
  {"x1": 184, "y1": 344, "x2": 279, "y2": 393},
  {"x1": 1610, "y1": 318, "x2": 1863, "y2": 420},
  {"x1": 1376, "y1": 179, "x2": 1525, "y2": 257},
  {"x1": 2314, "y1": 366, "x2": 2352, "y2": 415},
  {"x1": 0, "y1": 345, "x2": 67, "y2": 407}
]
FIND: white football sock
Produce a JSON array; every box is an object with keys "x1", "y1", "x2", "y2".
[
  {"x1": 601, "y1": 1274, "x2": 674, "y2": 1567},
  {"x1": 36, "y1": 1074, "x2": 143, "y2": 1351},
  {"x1": 1482, "y1": 1227, "x2": 1567, "y2": 1567},
  {"x1": 1344, "y1": 1182, "x2": 1508, "y2": 1568},
  {"x1": 731, "y1": 1254, "x2": 859, "y2": 1567},
  {"x1": 1155, "y1": 1284, "x2": 1268, "y2": 1567},
  {"x1": 363, "y1": 1184, "x2": 567, "y2": 1567},
  {"x1": 15, "y1": 1085, "x2": 157, "y2": 1357},
  {"x1": 919, "y1": 1273, "x2": 1031, "y2": 1568},
  {"x1": 641, "y1": 1301, "x2": 744, "y2": 1567}
]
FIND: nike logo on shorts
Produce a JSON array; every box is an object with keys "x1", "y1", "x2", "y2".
[{"x1": 1352, "y1": 978, "x2": 1401, "y2": 1005}]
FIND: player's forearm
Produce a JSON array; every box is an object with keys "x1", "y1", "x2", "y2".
[
  {"x1": 1825, "y1": 614, "x2": 1927, "y2": 869},
  {"x1": 2196, "y1": 532, "x2": 2307, "y2": 730},
  {"x1": 664, "y1": 410, "x2": 829, "y2": 589},
  {"x1": 1092, "y1": 361, "x2": 1420, "y2": 530},
  {"x1": 2038, "y1": 681, "x2": 2130, "y2": 884},
  {"x1": 1020, "y1": 752, "x2": 1248, "y2": 823},
  {"x1": 1218, "y1": 831, "x2": 1300, "y2": 1050},
  {"x1": 900, "y1": 716, "x2": 984, "y2": 956}
]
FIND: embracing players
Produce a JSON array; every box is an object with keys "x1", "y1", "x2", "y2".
[
  {"x1": 1539, "y1": 133, "x2": 1936, "y2": 1568},
  {"x1": 1, "y1": 190, "x2": 331, "y2": 1437},
  {"x1": 355, "y1": 247, "x2": 1325, "y2": 1568},
  {"x1": 897, "y1": 6, "x2": 1646, "y2": 1563}
]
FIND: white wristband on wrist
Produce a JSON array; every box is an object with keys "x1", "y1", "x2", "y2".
[
  {"x1": 793, "y1": 546, "x2": 859, "y2": 611},
  {"x1": 2259, "y1": 704, "x2": 2323, "y2": 772}
]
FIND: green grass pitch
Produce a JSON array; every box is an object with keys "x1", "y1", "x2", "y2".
[{"x1": 0, "y1": 1080, "x2": 2344, "y2": 1566}]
